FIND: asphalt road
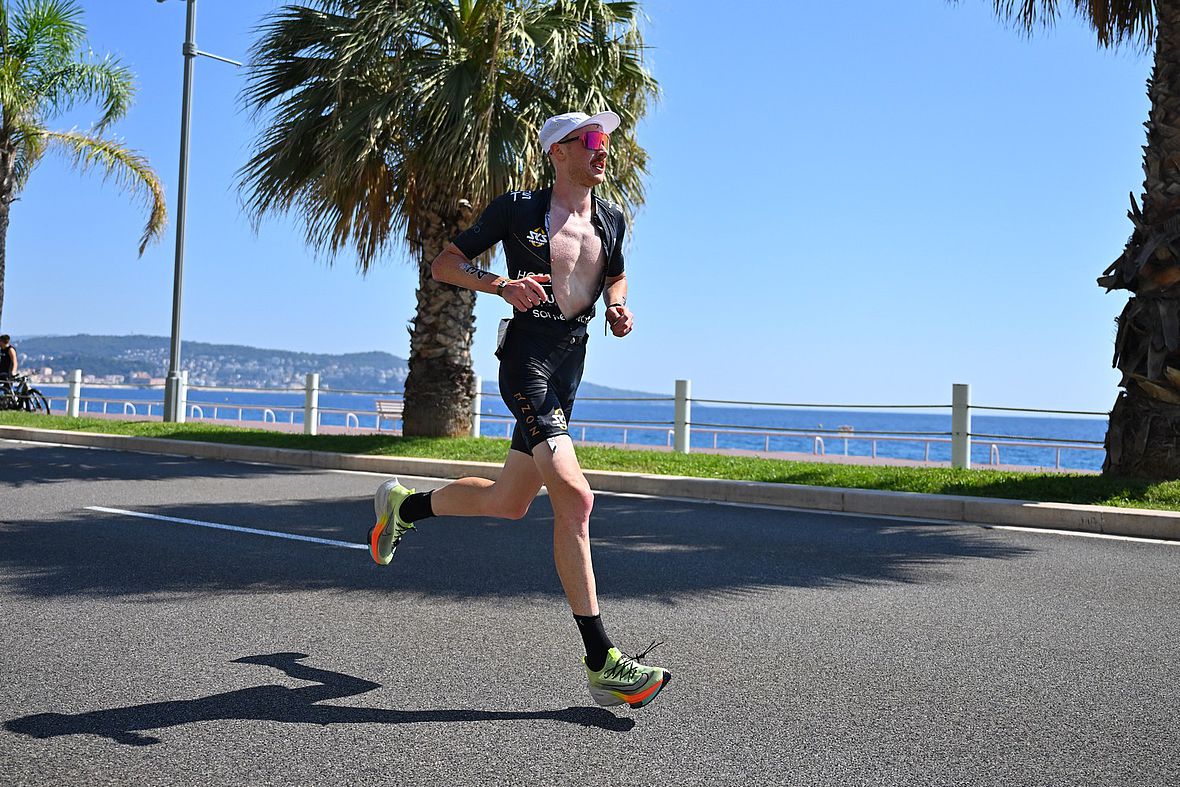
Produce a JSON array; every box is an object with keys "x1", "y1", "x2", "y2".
[{"x1": 1, "y1": 438, "x2": 1178, "y2": 787}]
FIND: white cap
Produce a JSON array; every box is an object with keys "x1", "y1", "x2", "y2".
[{"x1": 539, "y1": 110, "x2": 621, "y2": 151}]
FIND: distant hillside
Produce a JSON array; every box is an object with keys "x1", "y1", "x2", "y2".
[
  {"x1": 14, "y1": 334, "x2": 407, "y2": 391},
  {"x1": 12, "y1": 334, "x2": 660, "y2": 398}
]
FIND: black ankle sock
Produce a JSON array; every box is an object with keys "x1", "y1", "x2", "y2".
[
  {"x1": 574, "y1": 614, "x2": 615, "y2": 672},
  {"x1": 399, "y1": 490, "x2": 435, "y2": 523}
]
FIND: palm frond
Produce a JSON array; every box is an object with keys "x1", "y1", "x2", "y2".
[
  {"x1": 0, "y1": 0, "x2": 137, "y2": 136},
  {"x1": 240, "y1": 0, "x2": 659, "y2": 267},
  {"x1": 985, "y1": 0, "x2": 1155, "y2": 49},
  {"x1": 9, "y1": 0, "x2": 85, "y2": 65},
  {"x1": 8, "y1": 117, "x2": 49, "y2": 190},
  {"x1": 34, "y1": 55, "x2": 134, "y2": 130},
  {"x1": 240, "y1": 1, "x2": 412, "y2": 268},
  {"x1": 41, "y1": 129, "x2": 167, "y2": 255},
  {"x1": 0, "y1": 56, "x2": 37, "y2": 131},
  {"x1": 242, "y1": 2, "x2": 365, "y2": 114}
]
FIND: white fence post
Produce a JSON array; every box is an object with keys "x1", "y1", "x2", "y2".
[
  {"x1": 305, "y1": 373, "x2": 320, "y2": 435},
  {"x1": 952, "y1": 383, "x2": 971, "y2": 469},
  {"x1": 176, "y1": 370, "x2": 189, "y2": 424},
  {"x1": 674, "y1": 378, "x2": 691, "y2": 454},
  {"x1": 67, "y1": 369, "x2": 82, "y2": 417},
  {"x1": 470, "y1": 375, "x2": 482, "y2": 438}
]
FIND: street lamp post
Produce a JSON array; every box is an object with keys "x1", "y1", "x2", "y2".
[{"x1": 160, "y1": 0, "x2": 241, "y2": 422}]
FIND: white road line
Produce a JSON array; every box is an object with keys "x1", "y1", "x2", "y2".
[
  {"x1": 584, "y1": 490, "x2": 1180, "y2": 545},
  {"x1": 981, "y1": 523, "x2": 1180, "y2": 545},
  {"x1": 84, "y1": 506, "x2": 368, "y2": 551},
  {"x1": 12, "y1": 438, "x2": 1172, "y2": 548}
]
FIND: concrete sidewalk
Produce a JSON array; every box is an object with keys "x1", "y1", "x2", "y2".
[{"x1": 2, "y1": 424, "x2": 1176, "y2": 541}]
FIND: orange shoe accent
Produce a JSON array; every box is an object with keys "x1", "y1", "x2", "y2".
[
  {"x1": 369, "y1": 520, "x2": 384, "y2": 563},
  {"x1": 624, "y1": 676, "x2": 664, "y2": 704}
]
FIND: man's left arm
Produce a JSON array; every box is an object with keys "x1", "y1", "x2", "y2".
[{"x1": 603, "y1": 273, "x2": 632, "y2": 337}]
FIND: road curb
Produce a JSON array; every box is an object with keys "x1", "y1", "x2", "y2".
[{"x1": 3, "y1": 424, "x2": 1178, "y2": 541}]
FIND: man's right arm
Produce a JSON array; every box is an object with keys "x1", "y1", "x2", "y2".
[
  {"x1": 431, "y1": 244, "x2": 506, "y2": 294},
  {"x1": 431, "y1": 192, "x2": 548, "y2": 311},
  {"x1": 431, "y1": 244, "x2": 549, "y2": 312}
]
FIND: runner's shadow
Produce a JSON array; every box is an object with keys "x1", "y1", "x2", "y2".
[{"x1": 4, "y1": 652, "x2": 633, "y2": 745}]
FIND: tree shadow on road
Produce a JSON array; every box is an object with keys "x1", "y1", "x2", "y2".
[
  {"x1": 0, "y1": 488, "x2": 1034, "y2": 602},
  {"x1": 0, "y1": 442, "x2": 310, "y2": 487},
  {"x1": 4, "y1": 651, "x2": 633, "y2": 746}
]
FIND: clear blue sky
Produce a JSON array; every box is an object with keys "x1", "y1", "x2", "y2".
[{"x1": 4, "y1": 0, "x2": 1153, "y2": 410}]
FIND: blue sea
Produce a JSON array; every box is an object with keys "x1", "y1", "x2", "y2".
[{"x1": 33, "y1": 385, "x2": 1108, "y2": 472}]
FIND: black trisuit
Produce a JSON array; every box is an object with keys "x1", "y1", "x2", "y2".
[{"x1": 452, "y1": 188, "x2": 627, "y2": 455}]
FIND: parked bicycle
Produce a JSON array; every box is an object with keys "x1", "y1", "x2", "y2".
[{"x1": 0, "y1": 374, "x2": 51, "y2": 414}]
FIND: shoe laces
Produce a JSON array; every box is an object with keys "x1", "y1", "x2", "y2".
[
  {"x1": 636, "y1": 640, "x2": 663, "y2": 660},
  {"x1": 604, "y1": 641, "x2": 664, "y2": 681}
]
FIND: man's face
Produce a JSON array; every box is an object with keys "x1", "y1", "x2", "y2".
[{"x1": 551, "y1": 124, "x2": 609, "y2": 187}]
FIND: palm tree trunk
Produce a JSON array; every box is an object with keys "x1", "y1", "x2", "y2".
[
  {"x1": 0, "y1": 149, "x2": 10, "y2": 331},
  {"x1": 402, "y1": 202, "x2": 479, "y2": 437},
  {"x1": 1102, "y1": 4, "x2": 1180, "y2": 478},
  {"x1": 0, "y1": 198, "x2": 8, "y2": 332}
]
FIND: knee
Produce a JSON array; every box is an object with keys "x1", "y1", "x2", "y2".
[
  {"x1": 491, "y1": 486, "x2": 534, "y2": 520},
  {"x1": 556, "y1": 485, "x2": 594, "y2": 528},
  {"x1": 580, "y1": 488, "x2": 595, "y2": 521},
  {"x1": 497, "y1": 499, "x2": 532, "y2": 521}
]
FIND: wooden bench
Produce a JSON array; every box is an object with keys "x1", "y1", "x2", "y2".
[{"x1": 375, "y1": 399, "x2": 404, "y2": 432}]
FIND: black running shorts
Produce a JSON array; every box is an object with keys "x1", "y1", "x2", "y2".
[{"x1": 497, "y1": 323, "x2": 587, "y2": 455}]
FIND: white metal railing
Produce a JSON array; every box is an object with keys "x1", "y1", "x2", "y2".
[
  {"x1": 476, "y1": 415, "x2": 1100, "y2": 468},
  {"x1": 72, "y1": 397, "x2": 157, "y2": 417},
  {"x1": 981, "y1": 439, "x2": 1103, "y2": 470},
  {"x1": 51, "y1": 392, "x2": 1104, "y2": 467},
  {"x1": 28, "y1": 375, "x2": 1108, "y2": 472},
  {"x1": 319, "y1": 406, "x2": 378, "y2": 431},
  {"x1": 693, "y1": 427, "x2": 1101, "y2": 469}
]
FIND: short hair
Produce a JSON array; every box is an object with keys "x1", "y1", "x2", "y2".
[{"x1": 0, "y1": 335, "x2": 9, "y2": 343}]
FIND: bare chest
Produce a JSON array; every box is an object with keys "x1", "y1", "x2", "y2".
[{"x1": 547, "y1": 211, "x2": 604, "y2": 315}]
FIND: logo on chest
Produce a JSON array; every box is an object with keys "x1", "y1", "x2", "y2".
[{"x1": 525, "y1": 226, "x2": 548, "y2": 248}]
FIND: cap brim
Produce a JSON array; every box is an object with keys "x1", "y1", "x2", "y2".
[{"x1": 565, "y1": 111, "x2": 621, "y2": 137}]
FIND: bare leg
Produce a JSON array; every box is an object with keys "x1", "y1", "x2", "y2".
[
  {"x1": 428, "y1": 448, "x2": 543, "y2": 521},
  {"x1": 530, "y1": 435, "x2": 598, "y2": 616}
]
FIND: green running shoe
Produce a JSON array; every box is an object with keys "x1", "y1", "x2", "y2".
[
  {"x1": 368, "y1": 478, "x2": 416, "y2": 565},
  {"x1": 585, "y1": 643, "x2": 671, "y2": 709}
]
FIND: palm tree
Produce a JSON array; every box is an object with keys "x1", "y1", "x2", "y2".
[
  {"x1": 240, "y1": 0, "x2": 658, "y2": 436},
  {"x1": 981, "y1": 1, "x2": 1180, "y2": 477},
  {"x1": 0, "y1": 0, "x2": 167, "y2": 330}
]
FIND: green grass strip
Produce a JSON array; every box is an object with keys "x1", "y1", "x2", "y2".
[{"x1": 3, "y1": 412, "x2": 1178, "y2": 511}]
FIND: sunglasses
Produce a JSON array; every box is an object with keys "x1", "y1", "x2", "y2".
[{"x1": 556, "y1": 130, "x2": 610, "y2": 151}]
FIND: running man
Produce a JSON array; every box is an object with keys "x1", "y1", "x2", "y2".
[{"x1": 368, "y1": 110, "x2": 670, "y2": 710}]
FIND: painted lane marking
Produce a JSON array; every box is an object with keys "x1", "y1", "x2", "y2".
[
  {"x1": 981, "y1": 523, "x2": 1180, "y2": 545},
  {"x1": 8, "y1": 438, "x2": 1170, "y2": 549},
  {"x1": 590, "y1": 491, "x2": 1180, "y2": 545},
  {"x1": 84, "y1": 506, "x2": 368, "y2": 551}
]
